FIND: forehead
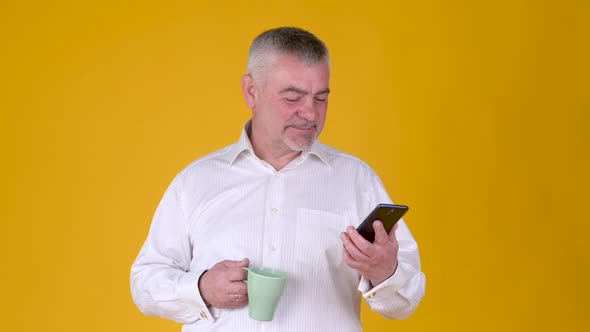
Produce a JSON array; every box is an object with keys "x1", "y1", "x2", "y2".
[{"x1": 261, "y1": 55, "x2": 330, "y2": 91}]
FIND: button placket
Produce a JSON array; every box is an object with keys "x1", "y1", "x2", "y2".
[{"x1": 263, "y1": 174, "x2": 283, "y2": 266}]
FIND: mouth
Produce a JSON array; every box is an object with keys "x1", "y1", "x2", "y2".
[{"x1": 287, "y1": 124, "x2": 316, "y2": 132}]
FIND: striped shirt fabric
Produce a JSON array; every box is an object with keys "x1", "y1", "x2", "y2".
[{"x1": 130, "y1": 122, "x2": 425, "y2": 332}]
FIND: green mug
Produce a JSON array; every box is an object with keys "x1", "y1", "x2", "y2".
[{"x1": 242, "y1": 266, "x2": 288, "y2": 321}]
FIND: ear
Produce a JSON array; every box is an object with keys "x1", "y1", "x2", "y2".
[{"x1": 241, "y1": 74, "x2": 256, "y2": 109}]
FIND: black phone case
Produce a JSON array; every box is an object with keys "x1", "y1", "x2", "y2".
[{"x1": 356, "y1": 204, "x2": 408, "y2": 242}]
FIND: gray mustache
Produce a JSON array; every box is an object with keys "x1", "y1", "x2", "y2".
[{"x1": 287, "y1": 123, "x2": 316, "y2": 129}]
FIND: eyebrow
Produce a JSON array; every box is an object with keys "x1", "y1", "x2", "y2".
[{"x1": 279, "y1": 86, "x2": 331, "y2": 96}]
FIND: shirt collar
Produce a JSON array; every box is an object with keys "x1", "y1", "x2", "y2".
[{"x1": 224, "y1": 120, "x2": 331, "y2": 168}]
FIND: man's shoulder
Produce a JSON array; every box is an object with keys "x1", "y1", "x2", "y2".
[
  {"x1": 177, "y1": 142, "x2": 237, "y2": 177},
  {"x1": 314, "y1": 141, "x2": 374, "y2": 171}
]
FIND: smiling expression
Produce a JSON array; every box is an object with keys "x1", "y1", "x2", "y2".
[{"x1": 243, "y1": 55, "x2": 331, "y2": 160}]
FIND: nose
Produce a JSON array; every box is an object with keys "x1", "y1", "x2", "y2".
[{"x1": 297, "y1": 98, "x2": 317, "y2": 121}]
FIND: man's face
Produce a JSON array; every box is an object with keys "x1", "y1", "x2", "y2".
[{"x1": 246, "y1": 55, "x2": 330, "y2": 155}]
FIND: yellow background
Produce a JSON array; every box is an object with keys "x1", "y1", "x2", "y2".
[{"x1": 1, "y1": 1, "x2": 588, "y2": 331}]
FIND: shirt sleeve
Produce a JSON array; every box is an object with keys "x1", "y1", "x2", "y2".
[
  {"x1": 357, "y1": 219, "x2": 426, "y2": 319},
  {"x1": 357, "y1": 170, "x2": 426, "y2": 319},
  {"x1": 130, "y1": 173, "x2": 214, "y2": 324}
]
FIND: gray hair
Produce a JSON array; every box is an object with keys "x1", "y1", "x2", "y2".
[{"x1": 247, "y1": 27, "x2": 330, "y2": 79}]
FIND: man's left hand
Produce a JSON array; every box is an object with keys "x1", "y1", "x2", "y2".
[{"x1": 340, "y1": 221, "x2": 399, "y2": 287}]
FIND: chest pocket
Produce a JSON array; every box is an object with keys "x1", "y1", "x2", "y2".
[{"x1": 295, "y1": 208, "x2": 346, "y2": 267}]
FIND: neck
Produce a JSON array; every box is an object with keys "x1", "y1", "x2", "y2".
[
  {"x1": 252, "y1": 139, "x2": 302, "y2": 171},
  {"x1": 247, "y1": 126, "x2": 302, "y2": 171}
]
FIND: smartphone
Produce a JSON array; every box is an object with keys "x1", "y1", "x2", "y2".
[{"x1": 356, "y1": 204, "x2": 409, "y2": 242}]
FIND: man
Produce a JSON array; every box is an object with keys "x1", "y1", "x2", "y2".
[{"x1": 131, "y1": 27, "x2": 425, "y2": 331}]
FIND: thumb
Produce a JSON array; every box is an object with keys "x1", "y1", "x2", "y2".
[
  {"x1": 240, "y1": 257, "x2": 250, "y2": 267},
  {"x1": 224, "y1": 258, "x2": 250, "y2": 268}
]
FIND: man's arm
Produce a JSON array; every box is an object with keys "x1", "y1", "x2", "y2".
[
  {"x1": 130, "y1": 175, "x2": 212, "y2": 323},
  {"x1": 345, "y1": 168, "x2": 426, "y2": 319},
  {"x1": 342, "y1": 219, "x2": 425, "y2": 319}
]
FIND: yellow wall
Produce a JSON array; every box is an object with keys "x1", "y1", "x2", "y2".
[{"x1": 2, "y1": 1, "x2": 588, "y2": 331}]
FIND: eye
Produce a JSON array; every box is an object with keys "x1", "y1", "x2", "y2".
[
  {"x1": 285, "y1": 97, "x2": 301, "y2": 103},
  {"x1": 314, "y1": 97, "x2": 327, "y2": 103}
]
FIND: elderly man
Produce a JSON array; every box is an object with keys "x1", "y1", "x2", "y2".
[{"x1": 131, "y1": 27, "x2": 425, "y2": 332}]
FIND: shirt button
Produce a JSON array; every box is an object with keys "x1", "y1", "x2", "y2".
[
  {"x1": 271, "y1": 208, "x2": 278, "y2": 215},
  {"x1": 270, "y1": 244, "x2": 276, "y2": 252},
  {"x1": 199, "y1": 311, "x2": 208, "y2": 319}
]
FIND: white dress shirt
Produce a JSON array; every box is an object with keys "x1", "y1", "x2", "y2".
[{"x1": 130, "y1": 122, "x2": 425, "y2": 332}]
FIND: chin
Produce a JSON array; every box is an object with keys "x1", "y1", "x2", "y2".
[
  {"x1": 287, "y1": 139, "x2": 314, "y2": 152},
  {"x1": 285, "y1": 131, "x2": 318, "y2": 152}
]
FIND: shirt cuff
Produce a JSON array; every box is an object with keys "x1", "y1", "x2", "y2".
[
  {"x1": 178, "y1": 269, "x2": 215, "y2": 322},
  {"x1": 358, "y1": 265, "x2": 408, "y2": 301}
]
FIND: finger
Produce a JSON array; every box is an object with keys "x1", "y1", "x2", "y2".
[
  {"x1": 224, "y1": 295, "x2": 247, "y2": 309},
  {"x1": 342, "y1": 245, "x2": 365, "y2": 271},
  {"x1": 223, "y1": 258, "x2": 250, "y2": 268},
  {"x1": 226, "y1": 280, "x2": 248, "y2": 295},
  {"x1": 241, "y1": 257, "x2": 250, "y2": 267},
  {"x1": 388, "y1": 223, "x2": 399, "y2": 242},
  {"x1": 372, "y1": 220, "x2": 389, "y2": 244},
  {"x1": 341, "y1": 231, "x2": 369, "y2": 262},
  {"x1": 223, "y1": 258, "x2": 250, "y2": 281},
  {"x1": 346, "y1": 226, "x2": 373, "y2": 256},
  {"x1": 223, "y1": 268, "x2": 245, "y2": 282},
  {"x1": 228, "y1": 292, "x2": 249, "y2": 302}
]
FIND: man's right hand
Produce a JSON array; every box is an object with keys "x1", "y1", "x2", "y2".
[{"x1": 198, "y1": 258, "x2": 250, "y2": 308}]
